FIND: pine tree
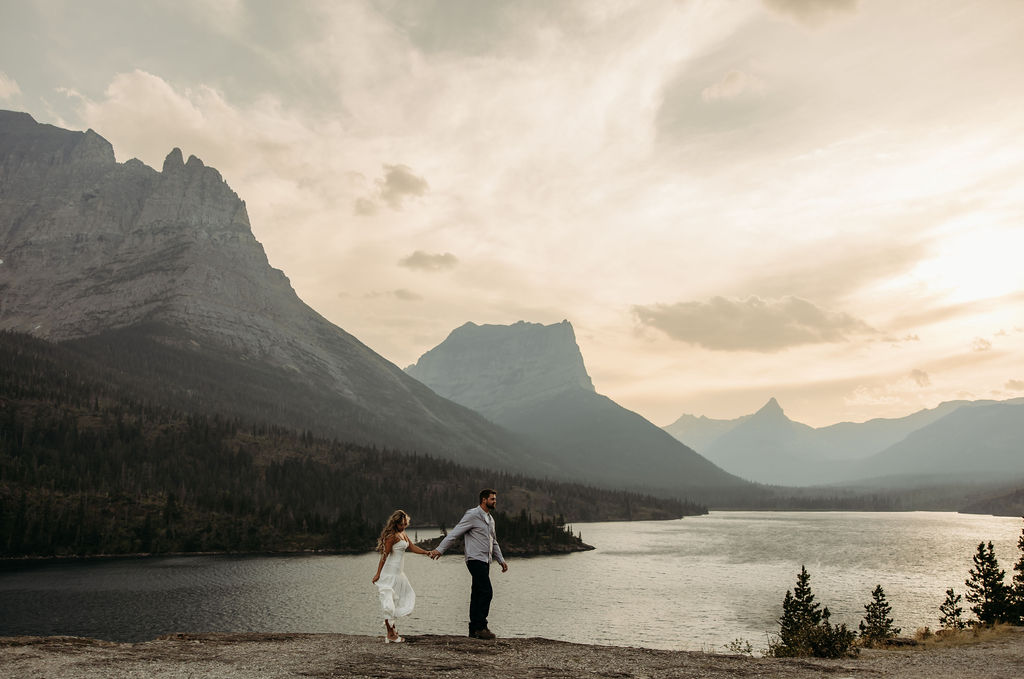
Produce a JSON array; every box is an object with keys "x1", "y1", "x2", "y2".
[
  {"x1": 771, "y1": 565, "x2": 856, "y2": 658},
  {"x1": 938, "y1": 588, "x2": 966, "y2": 631},
  {"x1": 1011, "y1": 520, "x2": 1024, "y2": 625},
  {"x1": 777, "y1": 565, "x2": 824, "y2": 655},
  {"x1": 859, "y1": 584, "x2": 900, "y2": 645},
  {"x1": 964, "y1": 541, "x2": 1011, "y2": 625}
]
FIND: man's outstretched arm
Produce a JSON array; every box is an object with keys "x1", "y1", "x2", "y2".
[{"x1": 429, "y1": 509, "x2": 475, "y2": 558}]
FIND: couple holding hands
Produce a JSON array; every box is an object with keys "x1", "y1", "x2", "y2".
[{"x1": 372, "y1": 489, "x2": 509, "y2": 643}]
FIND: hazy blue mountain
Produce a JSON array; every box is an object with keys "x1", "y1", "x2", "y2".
[
  {"x1": 406, "y1": 321, "x2": 750, "y2": 500},
  {"x1": 853, "y1": 401, "x2": 1024, "y2": 483},
  {"x1": 698, "y1": 398, "x2": 821, "y2": 484},
  {"x1": 664, "y1": 396, "x2": 1024, "y2": 486},
  {"x1": 662, "y1": 412, "x2": 749, "y2": 452},
  {"x1": 812, "y1": 400, "x2": 976, "y2": 462},
  {"x1": 0, "y1": 110, "x2": 549, "y2": 474}
]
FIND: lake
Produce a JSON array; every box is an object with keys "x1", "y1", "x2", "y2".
[{"x1": 1, "y1": 511, "x2": 1021, "y2": 652}]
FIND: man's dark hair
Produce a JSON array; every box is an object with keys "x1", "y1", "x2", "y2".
[{"x1": 479, "y1": 488, "x2": 497, "y2": 502}]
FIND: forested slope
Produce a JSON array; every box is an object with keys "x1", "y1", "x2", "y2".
[{"x1": 0, "y1": 332, "x2": 703, "y2": 557}]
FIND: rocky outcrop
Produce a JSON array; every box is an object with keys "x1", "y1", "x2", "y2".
[
  {"x1": 0, "y1": 110, "x2": 539, "y2": 470},
  {"x1": 0, "y1": 110, "x2": 277, "y2": 345},
  {"x1": 406, "y1": 320, "x2": 594, "y2": 420}
]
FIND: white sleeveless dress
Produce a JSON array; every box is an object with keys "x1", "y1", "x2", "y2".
[{"x1": 376, "y1": 538, "x2": 415, "y2": 620}]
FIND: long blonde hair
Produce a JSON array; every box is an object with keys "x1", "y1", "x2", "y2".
[{"x1": 376, "y1": 510, "x2": 409, "y2": 553}]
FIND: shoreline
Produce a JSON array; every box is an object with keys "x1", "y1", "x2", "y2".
[
  {"x1": 0, "y1": 533, "x2": 595, "y2": 563},
  {"x1": 0, "y1": 548, "x2": 370, "y2": 565},
  {"x1": 3, "y1": 629, "x2": 1023, "y2": 678},
  {"x1": 0, "y1": 543, "x2": 593, "y2": 564}
]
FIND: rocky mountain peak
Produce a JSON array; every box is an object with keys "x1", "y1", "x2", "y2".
[
  {"x1": 75, "y1": 129, "x2": 117, "y2": 166},
  {"x1": 405, "y1": 319, "x2": 595, "y2": 418},
  {"x1": 754, "y1": 397, "x2": 785, "y2": 419},
  {"x1": 0, "y1": 112, "x2": 282, "y2": 345},
  {"x1": 163, "y1": 147, "x2": 185, "y2": 172}
]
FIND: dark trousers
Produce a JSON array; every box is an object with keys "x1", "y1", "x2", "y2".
[{"x1": 466, "y1": 559, "x2": 492, "y2": 632}]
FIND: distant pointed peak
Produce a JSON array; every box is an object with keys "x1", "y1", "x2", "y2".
[
  {"x1": 755, "y1": 397, "x2": 785, "y2": 417},
  {"x1": 162, "y1": 148, "x2": 184, "y2": 173}
]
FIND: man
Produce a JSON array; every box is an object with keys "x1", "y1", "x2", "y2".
[{"x1": 429, "y1": 488, "x2": 509, "y2": 639}]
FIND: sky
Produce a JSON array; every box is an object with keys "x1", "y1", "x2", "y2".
[{"x1": 2, "y1": 0, "x2": 1023, "y2": 428}]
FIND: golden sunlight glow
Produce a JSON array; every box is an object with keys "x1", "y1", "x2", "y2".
[{"x1": 909, "y1": 220, "x2": 1024, "y2": 305}]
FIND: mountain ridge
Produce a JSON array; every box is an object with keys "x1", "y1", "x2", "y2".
[
  {"x1": 0, "y1": 109, "x2": 546, "y2": 473},
  {"x1": 664, "y1": 396, "x2": 1024, "y2": 486}
]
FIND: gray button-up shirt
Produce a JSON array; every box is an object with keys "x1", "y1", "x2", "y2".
[{"x1": 435, "y1": 506, "x2": 506, "y2": 565}]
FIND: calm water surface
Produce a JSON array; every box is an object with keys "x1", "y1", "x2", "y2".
[{"x1": 1, "y1": 511, "x2": 1020, "y2": 651}]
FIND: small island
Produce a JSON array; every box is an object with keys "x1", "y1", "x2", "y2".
[{"x1": 417, "y1": 510, "x2": 594, "y2": 556}]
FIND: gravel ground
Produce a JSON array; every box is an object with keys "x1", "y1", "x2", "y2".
[{"x1": 2, "y1": 629, "x2": 1023, "y2": 679}]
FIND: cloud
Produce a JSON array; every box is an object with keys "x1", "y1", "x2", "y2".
[
  {"x1": 398, "y1": 250, "x2": 459, "y2": 272},
  {"x1": 633, "y1": 295, "x2": 875, "y2": 352},
  {"x1": 0, "y1": 71, "x2": 21, "y2": 100},
  {"x1": 364, "y1": 289, "x2": 424, "y2": 301},
  {"x1": 378, "y1": 164, "x2": 429, "y2": 209},
  {"x1": 845, "y1": 384, "x2": 906, "y2": 408},
  {"x1": 741, "y1": 238, "x2": 930, "y2": 306},
  {"x1": 392, "y1": 288, "x2": 423, "y2": 301},
  {"x1": 909, "y1": 369, "x2": 931, "y2": 387},
  {"x1": 762, "y1": 0, "x2": 860, "y2": 27},
  {"x1": 355, "y1": 164, "x2": 429, "y2": 214},
  {"x1": 353, "y1": 197, "x2": 378, "y2": 216},
  {"x1": 971, "y1": 337, "x2": 992, "y2": 352},
  {"x1": 890, "y1": 290, "x2": 1024, "y2": 334},
  {"x1": 385, "y1": 0, "x2": 580, "y2": 57},
  {"x1": 883, "y1": 334, "x2": 920, "y2": 345},
  {"x1": 1006, "y1": 379, "x2": 1024, "y2": 391},
  {"x1": 702, "y1": 70, "x2": 765, "y2": 102},
  {"x1": 72, "y1": 69, "x2": 286, "y2": 171},
  {"x1": 844, "y1": 369, "x2": 937, "y2": 409}
]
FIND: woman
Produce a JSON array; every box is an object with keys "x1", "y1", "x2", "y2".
[{"x1": 372, "y1": 509, "x2": 430, "y2": 642}]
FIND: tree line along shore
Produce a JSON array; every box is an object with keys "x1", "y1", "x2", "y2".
[{"x1": 0, "y1": 331, "x2": 699, "y2": 559}]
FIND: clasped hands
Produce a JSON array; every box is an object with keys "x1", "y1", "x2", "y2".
[{"x1": 426, "y1": 550, "x2": 508, "y2": 571}]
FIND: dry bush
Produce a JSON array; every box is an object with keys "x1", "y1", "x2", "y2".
[{"x1": 917, "y1": 623, "x2": 1018, "y2": 649}]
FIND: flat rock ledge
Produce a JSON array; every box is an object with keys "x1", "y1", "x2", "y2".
[{"x1": 2, "y1": 630, "x2": 1023, "y2": 679}]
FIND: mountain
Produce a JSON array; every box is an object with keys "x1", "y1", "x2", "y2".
[
  {"x1": 0, "y1": 110, "x2": 546, "y2": 473},
  {"x1": 811, "y1": 400, "x2": 975, "y2": 462},
  {"x1": 662, "y1": 412, "x2": 749, "y2": 452},
  {"x1": 405, "y1": 320, "x2": 749, "y2": 500},
  {"x1": 855, "y1": 401, "x2": 1024, "y2": 481},
  {"x1": 664, "y1": 396, "x2": 1024, "y2": 487},
  {"x1": 699, "y1": 398, "x2": 819, "y2": 484}
]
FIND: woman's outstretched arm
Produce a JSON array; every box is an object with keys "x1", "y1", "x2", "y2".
[{"x1": 406, "y1": 538, "x2": 430, "y2": 556}]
